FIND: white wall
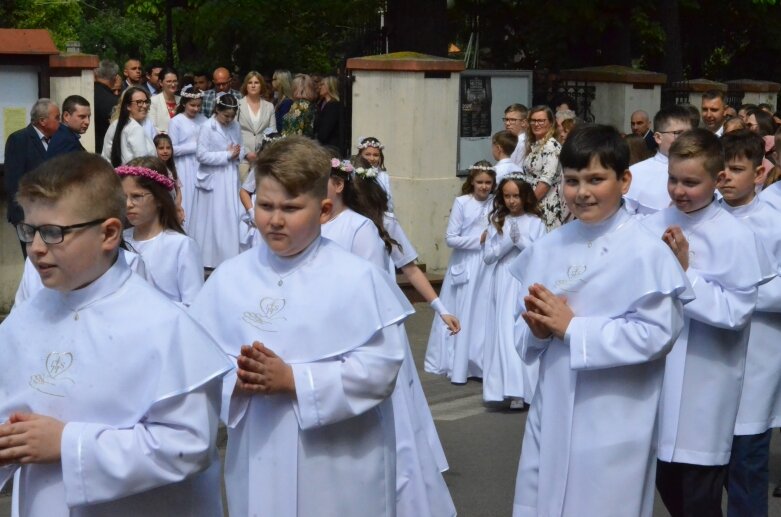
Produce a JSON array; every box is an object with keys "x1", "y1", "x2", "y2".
[
  {"x1": 592, "y1": 82, "x2": 662, "y2": 131},
  {"x1": 352, "y1": 70, "x2": 463, "y2": 271},
  {"x1": 51, "y1": 70, "x2": 96, "y2": 152}
]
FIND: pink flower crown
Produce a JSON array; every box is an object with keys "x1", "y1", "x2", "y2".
[{"x1": 115, "y1": 165, "x2": 175, "y2": 191}]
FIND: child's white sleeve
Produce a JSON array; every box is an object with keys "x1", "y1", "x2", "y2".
[
  {"x1": 290, "y1": 324, "x2": 405, "y2": 430},
  {"x1": 168, "y1": 119, "x2": 197, "y2": 157},
  {"x1": 177, "y1": 238, "x2": 205, "y2": 307},
  {"x1": 483, "y1": 228, "x2": 514, "y2": 265},
  {"x1": 516, "y1": 317, "x2": 552, "y2": 364},
  {"x1": 60, "y1": 379, "x2": 221, "y2": 507},
  {"x1": 0, "y1": 466, "x2": 15, "y2": 492},
  {"x1": 195, "y1": 128, "x2": 232, "y2": 166},
  {"x1": 756, "y1": 277, "x2": 781, "y2": 312},
  {"x1": 445, "y1": 199, "x2": 481, "y2": 250},
  {"x1": 683, "y1": 269, "x2": 758, "y2": 329},
  {"x1": 352, "y1": 222, "x2": 389, "y2": 271},
  {"x1": 565, "y1": 291, "x2": 685, "y2": 370}
]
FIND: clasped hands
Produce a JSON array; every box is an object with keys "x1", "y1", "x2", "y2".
[
  {"x1": 521, "y1": 283, "x2": 573, "y2": 340},
  {"x1": 236, "y1": 341, "x2": 296, "y2": 396},
  {"x1": 0, "y1": 413, "x2": 64, "y2": 465}
]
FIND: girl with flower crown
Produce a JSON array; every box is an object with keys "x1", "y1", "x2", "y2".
[
  {"x1": 425, "y1": 160, "x2": 497, "y2": 384},
  {"x1": 322, "y1": 156, "x2": 457, "y2": 517},
  {"x1": 189, "y1": 93, "x2": 256, "y2": 268},
  {"x1": 356, "y1": 136, "x2": 395, "y2": 212},
  {"x1": 117, "y1": 156, "x2": 204, "y2": 306},
  {"x1": 482, "y1": 174, "x2": 545, "y2": 408},
  {"x1": 168, "y1": 85, "x2": 207, "y2": 230}
]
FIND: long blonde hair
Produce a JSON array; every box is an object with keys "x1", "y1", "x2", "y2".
[{"x1": 321, "y1": 76, "x2": 340, "y2": 102}]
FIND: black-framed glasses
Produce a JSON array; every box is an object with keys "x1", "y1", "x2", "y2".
[
  {"x1": 16, "y1": 218, "x2": 107, "y2": 245},
  {"x1": 132, "y1": 99, "x2": 151, "y2": 107},
  {"x1": 658, "y1": 129, "x2": 686, "y2": 137}
]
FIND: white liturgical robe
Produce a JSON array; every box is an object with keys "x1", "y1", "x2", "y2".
[
  {"x1": 625, "y1": 152, "x2": 671, "y2": 214},
  {"x1": 189, "y1": 238, "x2": 409, "y2": 517},
  {"x1": 509, "y1": 207, "x2": 693, "y2": 517},
  {"x1": 642, "y1": 200, "x2": 775, "y2": 465},
  {"x1": 0, "y1": 252, "x2": 232, "y2": 517},
  {"x1": 720, "y1": 196, "x2": 781, "y2": 434}
]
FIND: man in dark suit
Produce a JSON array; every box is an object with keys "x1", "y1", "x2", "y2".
[
  {"x1": 93, "y1": 59, "x2": 119, "y2": 153},
  {"x1": 631, "y1": 109, "x2": 658, "y2": 152},
  {"x1": 4, "y1": 99, "x2": 60, "y2": 257},
  {"x1": 120, "y1": 58, "x2": 149, "y2": 93},
  {"x1": 47, "y1": 95, "x2": 91, "y2": 158}
]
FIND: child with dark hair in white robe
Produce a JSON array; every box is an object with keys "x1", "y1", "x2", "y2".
[
  {"x1": 189, "y1": 137, "x2": 408, "y2": 517},
  {"x1": 0, "y1": 152, "x2": 231, "y2": 517},
  {"x1": 511, "y1": 125, "x2": 692, "y2": 517}
]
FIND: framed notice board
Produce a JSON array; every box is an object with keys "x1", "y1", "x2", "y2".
[{"x1": 457, "y1": 70, "x2": 533, "y2": 176}]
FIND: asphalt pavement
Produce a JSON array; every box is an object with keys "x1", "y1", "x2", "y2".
[{"x1": 3, "y1": 303, "x2": 781, "y2": 516}]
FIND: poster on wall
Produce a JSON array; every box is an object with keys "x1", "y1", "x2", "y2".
[
  {"x1": 0, "y1": 66, "x2": 39, "y2": 163},
  {"x1": 460, "y1": 76, "x2": 492, "y2": 138}
]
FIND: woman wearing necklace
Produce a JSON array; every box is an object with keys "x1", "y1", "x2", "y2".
[
  {"x1": 149, "y1": 67, "x2": 180, "y2": 134},
  {"x1": 238, "y1": 71, "x2": 276, "y2": 182}
]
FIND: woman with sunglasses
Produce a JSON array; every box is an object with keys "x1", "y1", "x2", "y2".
[{"x1": 102, "y1": 86, "x2": 157, "y2": 166}]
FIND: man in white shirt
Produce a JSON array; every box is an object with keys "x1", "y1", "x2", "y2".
[
  {"x1": 701, "y1": 89, "x2": 727, "y2": 136},
  {"x1": 625, "y1": 105, "x2": 692, "y2": 214},
  {"x1": 503, "y1": 103, "x2": 528, "y2": 167}
]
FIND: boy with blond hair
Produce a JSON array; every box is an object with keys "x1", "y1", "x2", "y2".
[
  {"x1": 0, "y1": 152, "x2": 230, "y2": 516},
  {"x1": 189, "y1": 136, "x2": 408, "y2": 517}
]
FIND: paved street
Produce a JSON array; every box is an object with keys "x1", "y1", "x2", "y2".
[{"x1": 3, "y1": 303, "x2": 781, "y2": 515}]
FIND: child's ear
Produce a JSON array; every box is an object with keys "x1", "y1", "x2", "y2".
[
  {"x1": 755, "y1": 164, "x2": 768, "y2": 186},
  {"x1": 101, "y1": 218, "x2": 124, "y2": 251},
  {"x1": 715, "y1": 170, "x2": 727, "y2": 188},
  {"x1": 620, "y1": 169, "x2": 632, "y2": 195},
  {"x1": 319, "y1": 198, "x2": 333, "y2": 223},
  {"x1": 653, "y1": 132, "x2": 663, "y2": 146}
]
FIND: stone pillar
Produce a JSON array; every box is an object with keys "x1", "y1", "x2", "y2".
[
  {"x1": 558, "y1": 65, "x2": 667, "y2": 133},
  {"x1": 50, "y1": 53, "x2": 100, "y2": 153},
  {"x1": 671, "y1": 78, "x2": 727, "y2": 114},
  {"x1": 725, "y1": 79, "x2": 781, "y2": 110},
  {"x1": 347, "y1": 52, "x2": 464, "y2": 271}
]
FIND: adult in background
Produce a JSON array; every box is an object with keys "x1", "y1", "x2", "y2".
[
  {"x1": 93, "y1": 59, "x2": 119, "y2": 153},
  {"x1": 145, "y1": 62, "x2": 163, "y2": 95},
  {"x1": 193, "y1": 71, "x2": 212, "y2": 93},
  {"x1": 103, "y1": 87, "x2": 156, "y2": 166},
  {"x1": 522, "y1": 105, "x2": 563, "y2": 230},
  {"x1": 503, "y1": 103, "x2": 528, "y2": 166},
  {"x1": 555, "y1": 109, "x2": 577, "y2": 144},
  {"x1": 3, "y1": 98, "x2": 60, "y2": 256},
  {"x1": 47, "y1": 95, "x2": 91, "y2": 157},
  {"x1": 272, "y1": 69, "x2": 294, "y2": 129},
  {"x1": 701, "y1": 89, "x2": 727, "y2": 135},
  {"x1": 201, "y1": 67, "x2": 242, "y2": 116},
  {"x1": 168, "y1": 85, "x2": 207, "y2": 229},
  {"x1": 238, "y1": 71, "x2": 275, "y2": 181},
  {"x1": 281, "y1": 74, "x2": 316, "y2": 138},
  {"x1": 314, "y1": 76, "x2": 342, "y2": 153},
  {"x1": 121, "y1": 58, "x2": 148, "y2": 92},
  {"x1": 149, "y1": 67, "x2": 181, "y2": 133},
  {"x1": 630, "y1": 109, "x2": 657, "y2": 152}
]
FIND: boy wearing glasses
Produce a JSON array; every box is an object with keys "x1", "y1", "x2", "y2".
[
  {"x1": 0, "y1": 152, "x2": 231, "y2": 516},
  {"x1": 625, "y1": 105, "x2": 693, "y2": 214},
  {"x1": 504, "y1": 103, "x2": 529, "y2": 166}
]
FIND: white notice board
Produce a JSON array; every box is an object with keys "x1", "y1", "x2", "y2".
[
  {"x1": 458, "y1": 70, "x2": 532, "y2": 175},
  {"x1": 0, "y1": 66, "x2": 39, "y2": 163}
]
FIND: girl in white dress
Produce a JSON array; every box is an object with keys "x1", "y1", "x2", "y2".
[
  {"x1": 482, "y1": 174, "x2": 545, "y2": 407},
  {"x1": 323, "y1": 158, "x2": 457, "y2": 517},
  {"x1": 116, "y1": 156, "x2": 204, "y2": 306},
  {"x1": 168, "y1": 85, "x2": 207, "y2": 232},
  {"x1": 189, "y1": 94, "x2": 256, "y2": 268},
  {"x1": 425, "y1": 161, "x2": 496, "y2": 384},
  {"x1": 154, "y1": 133, "x2": 184, "y2": 225},
  {"x1": 356, "y1": 136, "x2": 395, "y2": 212}
]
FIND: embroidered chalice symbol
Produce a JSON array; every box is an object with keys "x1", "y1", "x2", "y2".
[
  {"x1": 29, "y1": 352, "x2": 75, "y2": 397},
  {"x1": 243, "y1": 297, "x2": 287, "y2": 331}
]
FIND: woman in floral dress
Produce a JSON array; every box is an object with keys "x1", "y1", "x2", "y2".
[
  {"x1": 522, "y1": 105, "x2": 563, "y2": 230},
  {"x1": 281, "y1": 74, "x2": 316, "y2": 138}
]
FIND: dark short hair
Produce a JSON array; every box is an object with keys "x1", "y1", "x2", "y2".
[
  {"x1": 668, "y1": 128, "x2": 724, "y2": 179},
  {"x1": 747, "y1": 108, "x2": 775, "y2": 137},
  {"x1": 146, "y1": 62, "x2": 163, "y2": 75},
  {"x1": 722, "y1": 130, "x2": 765, "y2": 168},
  {"x1": 62, "y1": 95, "x2": 90, "y2": 114},
  {"x1": 559, "y1": 124, "x2": 629, "y2": 177},
  {"x1": 504, "y1": 103, "x2": 528, "y2": 117},
  {"x1": 653, "y1": 105, "x2": 691, "y2": 132},
  {"x1": 702, "y1": 89, "x2": 725, "y2": 103}
]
